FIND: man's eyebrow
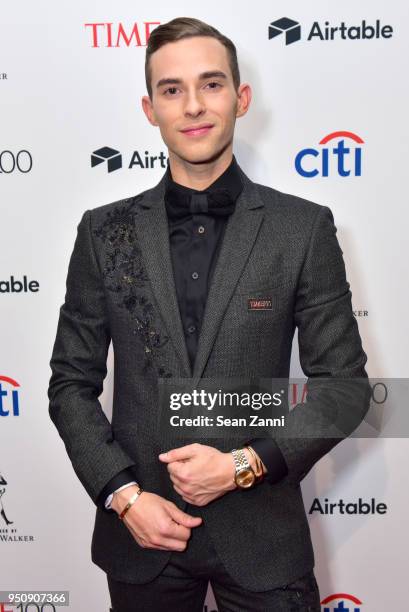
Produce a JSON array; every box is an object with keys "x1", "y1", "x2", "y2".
[{"x1": 156, "y1": 71, "x2": 228, "y2": 89}]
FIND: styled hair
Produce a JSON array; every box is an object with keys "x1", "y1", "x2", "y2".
[{"x1": 145, "y1": 17, "x2": 241, "y2": 99}]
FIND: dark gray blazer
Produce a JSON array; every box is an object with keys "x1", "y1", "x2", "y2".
[{"x1": 48, "y1": 161, "x2": 370, "y2": 591}]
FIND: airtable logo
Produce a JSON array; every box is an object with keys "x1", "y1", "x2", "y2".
[
  {"x1": 295, "y1": 131, "x2": 364, "y2": 178},
  {"x1": 269, "y1": 17, "x2": 393, "y2": 45},
  {"x1": 321, "y1": 593, "x2": 363, "y2": 611},
  {"x1": 91, "y1": 147, "x2": 122, "y2": 173},
  {"x1": 268, "y1": 18, "x2": 301, "y2": 45},
  {"x1": 91, "y1": 146, "x2": 168, "y2": 173}
]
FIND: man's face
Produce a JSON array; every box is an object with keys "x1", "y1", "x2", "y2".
[{"x1": 142, "y1": 36, "x2": 250, "y2": 165}]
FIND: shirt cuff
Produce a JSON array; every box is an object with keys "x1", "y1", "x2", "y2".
[
  {"x1": 97, "y1": 468, "x2": 138, "y2": 512},
  {"x1": 245, "y1": 438, "x2": 288, "y2": 484},
  {"x1": 105, "y1": 481, "x2": 137, "y2": 510}
]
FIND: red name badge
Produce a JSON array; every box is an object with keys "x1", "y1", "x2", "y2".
[{"x1": 248, "y1": 297, "x2": 273, "y2": 310}]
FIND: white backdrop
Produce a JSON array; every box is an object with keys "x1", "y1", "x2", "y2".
[{"x1": 1, "y1": 2, "x2": 408, "y2": 611}]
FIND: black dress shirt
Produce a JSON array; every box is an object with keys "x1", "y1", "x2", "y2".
[{"x1": 98, "y1": 154, "x2": 288, "y2": 510}]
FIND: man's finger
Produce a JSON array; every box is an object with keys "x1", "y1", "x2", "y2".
[
  {"x1": 165, "y1": 520, "x2": 192, "y2": 541},
  {"x1": 152, "y1": 537, "x2": 190, "y2": 551},
  {"x1": 172, "y1": 484, "x2": 195, "y2": 504},
  {"x1": 166, "y1": 503, "x2": 202, "y2": 528},
  {"x1": 167, "y1": 469, "x2": 181, "y2": 484},
  {"x1": 158, "y1": 443, "x2": 199, "y2": 463},
  {"x1": 166, "y1": 463, "x2": 191, "y2": 482}
]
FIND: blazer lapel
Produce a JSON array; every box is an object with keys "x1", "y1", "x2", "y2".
[
  {"x1": 192, "y1": 168, "x2": 265, "y2": 384},
  {"x1": 133, "y1": 164, "x2": 265, "y2": 384},
  {"x1": 133, "y1": 173, "x2": 192, "y2": 378}
]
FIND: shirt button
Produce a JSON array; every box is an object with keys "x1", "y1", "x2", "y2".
[
  {"x1": 191, "y1": 271, "x2": 199, "y2": 280},
  {"x1": 198, "y1": 225, "x2": 205, "y2": 234},
  {"x1": 187, "y1": 325, "x2": 196, "y2": 333}
]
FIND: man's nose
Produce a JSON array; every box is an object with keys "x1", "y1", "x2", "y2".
[{"x1": 184, "y1": 88, "x2": 205, "y2": 116}]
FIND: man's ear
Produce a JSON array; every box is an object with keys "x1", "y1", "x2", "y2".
[
  {"x1": 141, "y1": 95, "x2": 159, "y2": 126},
  {"x1": 235, "y1": 83, "x2": 252, "y2": 119}
]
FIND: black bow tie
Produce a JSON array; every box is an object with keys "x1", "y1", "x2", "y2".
[{"x1": 165, "y1": 185, "x2": 236, "y2": 221}]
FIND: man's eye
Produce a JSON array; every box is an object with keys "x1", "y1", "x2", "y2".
[
  {"x1": 163, "y1": 87, "x2": 179, "y2": 96},
  {"x1": 163, "y1": 82, "x2": 222, "y2": 96}
]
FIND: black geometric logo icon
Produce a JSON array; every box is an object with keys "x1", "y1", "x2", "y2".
[
  {"x1": 91, "y1": 146, "x2": 122, "y2": 173},
  {"x1": 268, "y1": 18, "x2": 301, "y2": 45}
]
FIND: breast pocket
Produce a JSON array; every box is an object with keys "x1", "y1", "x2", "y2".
[{"x1": 234, "y1": 271, "x2": 291, "y2": 296}]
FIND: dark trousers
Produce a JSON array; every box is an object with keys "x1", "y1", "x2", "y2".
[{"x1": 107, "y1": 511, "x2": 320, "y2": 612}]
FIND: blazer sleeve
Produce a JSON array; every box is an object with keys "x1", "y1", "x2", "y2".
[
  {"x1": 48, "y1": 209, "x2": 138, "y2": 507},
  {"x1": 273, "y1": 204, "x2": 371, "y2": 486}
]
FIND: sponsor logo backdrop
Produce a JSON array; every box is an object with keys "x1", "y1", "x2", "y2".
[{"x1": 1, "y1": 1, "x2": 407, "y2": 610}]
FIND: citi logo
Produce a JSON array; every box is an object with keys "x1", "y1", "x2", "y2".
[
  {"x1": 295, "y1": 131, "x2": 364, "y2": 178},
  {"x1": 321, "y1": 593, "x2": 363, "y2": 611},
  {"x1": 91, "y1": 147, "x2": 168, "y2": 173},
  {"x1": 0, "y1": 376, "x2": 21, "y2": 417},
  {"x1": 269, "y1": 17, "x2": 393, "y2": 45}
]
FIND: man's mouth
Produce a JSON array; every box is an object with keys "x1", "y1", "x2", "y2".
[{"x1": 180, "y1": 124, "x2": 214, "y2": 137}]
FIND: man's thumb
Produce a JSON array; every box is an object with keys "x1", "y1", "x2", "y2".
[{"x1": 168, "y1": 504, "x2": 202, "y2": 527}]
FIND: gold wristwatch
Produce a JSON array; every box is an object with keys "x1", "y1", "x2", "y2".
[{"x1": 231, "y1": 448, "x2": 256, "y2": 489}]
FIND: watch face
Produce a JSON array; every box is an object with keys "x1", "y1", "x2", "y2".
[{"x1": 235, "y1": 469, "x2": 256, "y2": 489}]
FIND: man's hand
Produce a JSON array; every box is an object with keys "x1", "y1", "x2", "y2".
[
  {"x1": 111, "y1": 486, "x2": 202, "y2": 551},
  {"x1": 158, "y1": 443, "x2": 239, "y2": 506}
]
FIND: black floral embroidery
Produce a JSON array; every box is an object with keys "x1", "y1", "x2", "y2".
[
  {"x1": 93, "y1": 195, "x2": 173, "y2": 377},
  {"x1": 93, "y1": 196, "x2": 148, "y2": 290}
]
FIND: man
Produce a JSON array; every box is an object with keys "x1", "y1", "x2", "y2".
[{"x1": 48, "y1": 17, "x2": 370, "y2": 612}]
